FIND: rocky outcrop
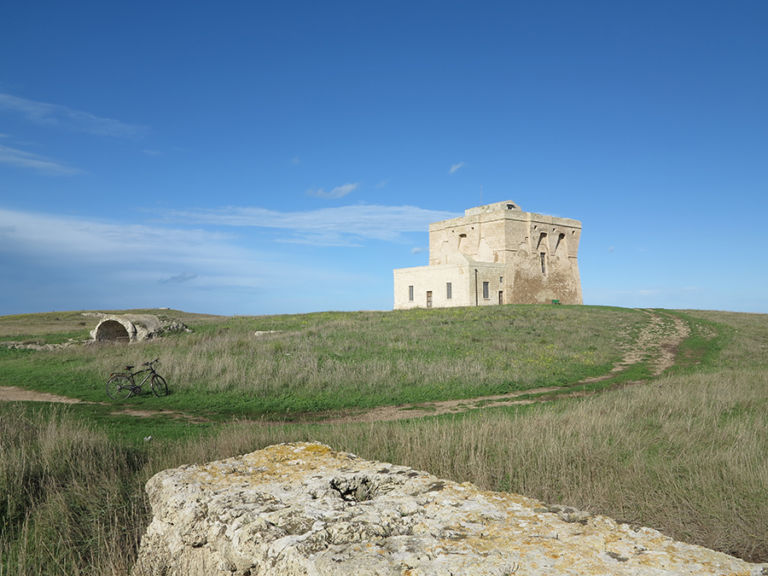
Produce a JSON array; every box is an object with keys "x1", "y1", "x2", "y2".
[{"x1": 132, "y1": 442, "x2": 766, "y2": 576}]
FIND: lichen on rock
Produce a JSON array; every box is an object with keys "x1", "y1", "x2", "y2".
[{"x1": 131, "y1": 442, "x2": 767, "y2": 576}]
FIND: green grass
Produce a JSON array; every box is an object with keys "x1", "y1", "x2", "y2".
[
  {"x1": 1, "y1": 304, "x2": 766, "y2": 574},
  {"x1": 0, "y1": 305, "x2": 645, "y2": 417},
  {"x1": 666, "y1": 309, "x2": 731, "y2": 372}
]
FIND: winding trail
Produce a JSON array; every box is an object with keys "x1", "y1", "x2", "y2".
[
  {"x1": 314, "y1": 309, "x2": 691, "y2": 423},
  {"x1": 0, "y1": 387, "x2": 208, "y2": 422},
  {"x1": 0, "y1": 310, "x2": 693, "y2": 424}
]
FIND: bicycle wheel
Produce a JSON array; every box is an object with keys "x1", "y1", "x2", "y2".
[
  {"x1": 151, "y1": 374, "x2": 169, "y2": 397},
  {"x1": 106, "y1": 374, "x2": 134, "y2": 400}
]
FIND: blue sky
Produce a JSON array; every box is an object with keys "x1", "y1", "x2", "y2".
[{"x1": 1, "y1": 1, "x2": 767, "y2": 315}]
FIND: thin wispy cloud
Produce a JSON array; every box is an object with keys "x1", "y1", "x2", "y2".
[
  {"x1": 170, "y1": 204, "x2": 459, "y2": 245},
  {"x1": 159, "y1": 272, "x2": 197, "y2": 285},
  {"x1": 0, "y1": 208, "x2": 237, "y2": 264},
  {"x1": 307, "y1": 182, "x2": 359, "y2": 199},
  {"x1": 0, "y1": 144, "x2": 81, "y2": 175},
  {"x1": 449, "y1": 161, "x2": 465, "y2": 174},
  {"x1": 0, "y1": 93, "x2": 147, "y2": 138},
  {"x1": 0, "y1": 207, "x2": 385, "y2": 314}
]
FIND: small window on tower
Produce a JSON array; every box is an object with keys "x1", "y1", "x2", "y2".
[
  {"x1": 446, "y1": 282, "x2": 452, "y2": 299},
  {"x1": 540, "y1": 253, "x2": 547, "y2": 275},
  {"x1": 408, "y1": 285, "x2": 414, "y2": 301},
  {"x1": 482, "y1": 281, "x2": 489, "y2": 299}
]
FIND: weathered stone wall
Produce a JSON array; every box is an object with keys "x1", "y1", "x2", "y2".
[
  {"x1": 506, "y1": 212, "x2": 582, "y2": 304},
  {"x1": 132, "y1": 442, "x2": 766, "y2": 576},
  {"x1": 394, "y1": 201, "x2": 582, "y2": 309}
]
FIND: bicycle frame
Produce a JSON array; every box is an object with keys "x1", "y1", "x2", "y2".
[
  {"x1": 106, "y1": 358, "x2": 167, "y2": 400},
  {"x1": 128, "y1": 367, "x2": 155, "y2": 392}
]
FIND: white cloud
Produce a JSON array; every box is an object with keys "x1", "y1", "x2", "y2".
[
  {"x1": 449, "y1": 161, "x2": 465, "y2": 174},
  {"x1": 307, "y1": 182, "x2": 359, "y2": 199},
  {"x1": 411, "y1": 246, "x2": 425, "y2": 254},
  {"x1": 0, "y1": 208, "x2": 246, "y2": 266},
  {"x1": 170, "y1": 204, "x2": 459, "y2": 245},
  {"x1": 0, "y1": 144, "x2": 81, "y2": 175},
  {"x1": 0, "y1": 207, "x2": 397, "y2": 315},
  {"x1": 0, "y1": 93, "x2": 147, "y2": 138}
]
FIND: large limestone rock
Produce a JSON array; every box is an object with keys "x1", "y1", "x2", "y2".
[{"x1": 132, "y1": 442, "x2": 766, "y2": 576}]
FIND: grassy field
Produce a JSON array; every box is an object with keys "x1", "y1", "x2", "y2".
[
  {"x1": 1, "y1": 304, "x2": 766, "y2": 574},
  {"x1": 0, "y1": 305, "x2": 644, "y2": 416}
]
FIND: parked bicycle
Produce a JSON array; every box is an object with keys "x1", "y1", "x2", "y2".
[{"x1": 106, "y1": 358, "x2": 169, "y2": 400}]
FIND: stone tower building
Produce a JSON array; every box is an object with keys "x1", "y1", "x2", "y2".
[{"x1": 393, "y1": 201, "x2": 582, "y2": 309}]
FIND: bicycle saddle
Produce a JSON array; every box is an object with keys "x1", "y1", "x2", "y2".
[{"x1": 124, "y1": 365, "x2": 134, "y2": 370}]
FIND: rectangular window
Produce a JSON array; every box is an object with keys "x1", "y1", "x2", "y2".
[
  {"x1": 540, "y1": 253, "x2": 547, "y2": 275},
  {"x1": 446, "y1": 282, "x2": 452, "y2": 299},
  {"x1": 408, "y1": 285, "x2": 414, "y2": 301},
  {"x1": 482, "y1": 281, "x2": 489, "y2": 299}
]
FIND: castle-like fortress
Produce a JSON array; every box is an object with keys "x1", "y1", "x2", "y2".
[{"x1": 393, "y1": 201, "x2": 582, "y2": 309}]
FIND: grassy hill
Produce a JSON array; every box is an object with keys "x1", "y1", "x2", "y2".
[
  {"x1": 1, "y1": 305, "x2": 766, "y2": 573},
  {"x1": 0, "y1": 305, "x2": 653, "y2": 416}
]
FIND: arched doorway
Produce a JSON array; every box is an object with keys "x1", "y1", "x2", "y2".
[{"x1": 94, "y1": 319, "x2": 131, "y2": 342}]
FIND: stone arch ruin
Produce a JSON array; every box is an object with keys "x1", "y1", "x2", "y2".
[
  {"x1": 93, "y1": 318, "x2": 133, "y2": 342},
  {"x1": 91, "y1": 314, "x2": 163, "y2": 343}
]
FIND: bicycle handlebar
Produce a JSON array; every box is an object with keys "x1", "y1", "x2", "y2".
[{"x1": 143, "y1": 358, "x2": 160, "y2": 367}]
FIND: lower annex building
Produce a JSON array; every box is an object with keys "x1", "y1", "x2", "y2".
[{"x1": 393, "y1": 200, "x2": 582, "y2": 309}]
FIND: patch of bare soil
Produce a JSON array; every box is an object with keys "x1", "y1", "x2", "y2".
[
  {"x1": 112, "y1": 408, "x2": 209, "y2": 424},
  {"x1": 0, "y1": 386, "x2": 207, "y2": 423},
  {"x1": 323, "y1": 386, "x2": 561, "y2": 424},
  {"x1": 0, "y1": 386, "x2": 82, "y2": 404}
]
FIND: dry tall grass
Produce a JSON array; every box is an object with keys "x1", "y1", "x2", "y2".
[
  {"x1": 2, "y1": 308, "x2": 766, "y2": 574},
  {"x1": 148, "y1": 310, "x2": 767, "y2": 563},
  {"x1": 162, "y1": 365, "x2": 766, "y2": 562},
  {"x1": 74, "y1": 306, "x2": 643, "y2": 410},
  {"x1": 0, "y1": 408, "x2": 147, "y2": 576}
]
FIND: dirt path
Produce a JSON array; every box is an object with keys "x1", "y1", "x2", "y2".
[
  {"x1": 0, "y1": 386, "x2": 83, "y2": 404},
  {"x1": 578, "y1": 308, "x2": 690, "y2": 383},
  {"x1": 0, "y1": 310, "x2": 692, "y2": 424},
  {"x1": 307, "y1": 309, "x2": 692, "y2": 424},
  {"x1": 0, "y1": 386, "x2": 208, "y2": 422}
]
